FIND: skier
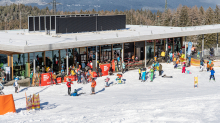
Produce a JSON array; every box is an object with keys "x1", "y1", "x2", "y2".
[
  {"x1": 52, "y1": 72, "x2": 58, "y2": 85},
  {"x1": 141, "y1": 68, "x2": 146, "y2": 82},
  {"x1": 182, "y1": 63, "x2": 186, "y2": 73},
  {"x1": 207, "y1": 61, "x2": 210, "y2": 71},
  {"x1": 122, "y1": 61, "x2": 126, "y2": 74},
  {"x1": 169, "y1": 52, "x2": 173, "y2": 62},
  {"x1": 138, "y1": 68, "x2": 142, "y2": 80},
  {"x1": 81, "y1": 72, "x2": 87, "y2": 84},
  {"x1": 159, "y1": 64, "x2": 162, "y2": 76},
  {"x1": 0, "y1": 81, "x2": 4, "y2": 95},
  {"x1": 30, "y1": 72, "x2": 33, "y2": 87},
  {"x1": 71, "y1": 89, "x2": 78, "y2": 96},
  {"x1": 210, "y1": 68, "x2": 215, "y2": 82},
  {"x1": 77, "y1": 69, "x2": 82, "y2": 83},
  {"x1": 116, "y1": 74, "x2": 122, "y2": 84},
  {"x1": 105, "y1": 77, "x2": 110, "y2": 87},
  {"x1": 150, "y1": 67, "x2": 154, "y2": 82},
  {"x1": 14, "y1": 78, "x2": 19, "y2": 93},
  {"x1": 66, "y1": 77, "x2": 72, "y2": 96},
  {"x1": 91, "y1": 78, "x2": 96, "y2": 94}
]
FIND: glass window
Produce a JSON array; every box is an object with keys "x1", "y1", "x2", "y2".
[
  {"x1": 74, "y1": 48, "x2": 80, "y2": 66},
  {"x1": 52, "y1": 50, "x2": 60, "y2": 73},
  {"x1": 146, "y1": 40, "x2": 154, "y2": 60},
  {"x1": 155, "y1": 39, "x2": 165, "y2": 58},
  {"x1": 88, "y1": 46, "x2": 96, "y2": 62},
  {"x1": 45, "y1": 51, "x2": 53, "y2": 72},
  {"x1": 174, "y1": 37, "x2": 181, "y2": 53},
  {"x1": 68, "y1": 49, "x2": 74, "y2": 67},
  {"x1": 168, "y1": 38, "x2": 174, "y2": 53},
  {"x1": 135, "y1": 41, "x2": 145, "y2": 60},
  {"x1": 124, "y1": 43, "x2": 134, "y2": 62},
  {"x1": 60, "y1": 49, "x2": 67, "y2": 71},
  {"x1": 113, "y1": 44, "x2": 122, "y2": 60},
  {"x1": 29, "y1": 52, "x2": 44, "y2": 73},
  {"x1": 13, "y1": 53, "x2": 28, "y2": 79},
  {"x1": 101, "y1": 45, "x2": 111, "y2": 62},
  {"x1": 79, "y1": 47, "x2": 87, "y2": 64}
]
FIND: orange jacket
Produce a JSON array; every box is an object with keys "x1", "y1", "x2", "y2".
[
  {"x1": 91, "y1": 80, "x2": 96, "y2": 87},
  {"x1": 207, "y1": 63, "x2": 210, "y2": 68}
]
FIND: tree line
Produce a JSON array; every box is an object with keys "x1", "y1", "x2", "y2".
[{"x1": 0, "y1": 4, "x2": 220, "y2": 49}]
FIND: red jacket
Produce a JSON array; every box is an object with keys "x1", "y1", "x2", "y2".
[
  {"x1": 66, "y1": 81, "x2": 71, "y2": 87},
  {"x1": 91, "y1": 80, "x2": 96, "y2": 88}
]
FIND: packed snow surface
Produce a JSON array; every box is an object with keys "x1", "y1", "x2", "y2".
[{"x1": 1, "y1": 63, "x2": 220, "y2": 123}]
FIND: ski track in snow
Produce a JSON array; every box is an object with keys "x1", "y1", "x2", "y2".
[{"x1": 1, "y1": 63, "x2": 220, "y2": 123}]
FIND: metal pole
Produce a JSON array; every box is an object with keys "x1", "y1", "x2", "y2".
[
  {"x1": 33, "y1": 53, "x2": 35, "y2": 74},
  {"x1": 50, "y1": 16, "x2": 51, "y2": 34},
  {"x1": 66, "y1": 49, "x2": 69, "y2": 75},
  {"x1": 45, "y1": 16, "x2": 46, "y2": 31},
  {"x1": 28, "y1": 16, "x2": 29, "y2": 32},
  {"x1": 202, "y1": 34, "x2": 204, "y2": 57},
  {"x1": 34, "y1": 17, "x2": 35, "y2": 32},
  {"x1": 217, "y1": 33, "x2": 218, "y2": 56},
  {"x1": 145, "y1": 40, "x2": 147, "y2": 68},
  {"x1": 166, "y1": 38, "x2": 168, "y2": 51},
  {"x1": 122, "y1": 43, "x2": 124, "y2": 62},
  {"x1": 185, "y1": 36, "x2": 187, "y2": 59},
  {"x1": 39, "y1": 16, "x2": 40, "y2": 31},
  {"x1": 55, "y1": 16, "x2": 56, "y2": 33},
  {"x1": 96, "y1": 15, "x2": 97, "y2": 33},
  {"x1": 96, "y1": 46, "x2": 97, "y2": 68}
]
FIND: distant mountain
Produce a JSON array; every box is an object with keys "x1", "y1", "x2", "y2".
[{"x1": 0, "y1": 0, "x2": 219, "y2": 12}]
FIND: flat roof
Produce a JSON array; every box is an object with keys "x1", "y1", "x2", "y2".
[{"x1": 1, "y1": 24, "x2": 220, "y2": 54}]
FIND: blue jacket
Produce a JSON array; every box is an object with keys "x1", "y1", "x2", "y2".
[
  {"x1": 180, "y1": 50, "x2": 182, "y2": 54},
  {"x1": 189, "y1": 57, "x2": 191, "y2": 61},
  {"x1": 82, "y1": 62, "x2": 85, "y2": 68},
  {"x1": 209, "y1": 60, "x2": 212, "y2": 65},
  {"x1": 142, "y1": 71, "x2": 146, "y2": 80},
  {"x1": 117, "y1": 57, "x2": 120, "y2": 62},
  {"x1": 169, "y1": 53, "x2": 172, "y2": 58},
  {"x1": 211, "y1": 70, "x2": 215, "y2": 75},
  {"x1": 122, "y1": 63, "x2": 125, "y2": 69}
]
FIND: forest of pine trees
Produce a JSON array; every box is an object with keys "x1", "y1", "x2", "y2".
[{"x1": 0, "y1": 4, "x2": 220, "y2": 49}]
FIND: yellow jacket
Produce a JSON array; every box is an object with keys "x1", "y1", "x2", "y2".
[
  {"x1": 161, "y1": 51, "x2": 165, "y2": 57},
  {"x1": 71, "y1": 70, "x2": 76, "y2": 75}
]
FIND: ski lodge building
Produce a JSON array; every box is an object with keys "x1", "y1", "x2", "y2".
[{"x1": 0, "y1": 14, "x2": 220, "y2": 80}]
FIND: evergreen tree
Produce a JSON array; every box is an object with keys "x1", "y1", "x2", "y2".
[{"x1": 179, "y1": 6, "x2": 189, "y2": 27}]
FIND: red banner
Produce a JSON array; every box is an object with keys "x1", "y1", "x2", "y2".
[
  {"x1": 100, "y1": 63, "x2": 110, "y2": 76},
  {"x1": 41, "y1": 73, "x2": 52, "y2": 86},
  {"x1": 64, "y1": 75, "x2": 77, "y2": 82}
]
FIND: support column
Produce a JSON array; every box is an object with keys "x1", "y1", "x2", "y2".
[
  {"x1": 111, "y1": 44, "x2": 113, "y2": 60},
  {"x1": 173, "y1": 38, "x2": 174, "y2": 53},
  {"x1": 185, "y1": 36, "x2": 187, "y2": 59},
  {"x1": 99, "y1": 46, "x2": 101, "y2": 62},
  {"x1": 34, "y1": 17, "x2": 35, "y2": 32},
  {"x1": 202, "y1": 34, "x2": 204, "y2": 58},
  {"x1": 59, "y1": 50, "x2": 61, "y2": 71},
  {"x1": 145, "y1": 41, "x2": 147, "y2": 68},
  {"x1": 122, "y1": 43, "x2": 124, "y2": 62},
  {"x1": 154, "y1": 40, "x2": 156, "y2": 57},
  {"x1": 134, "y1": 42, "x2": 136, "y2": 57},
  {"x1": 28, "y1": 53, "x2": 30, "y2": 63},
  {"x1": 96, "y1": 46, "x2": 98, "y2": 68},
  {"x1": 217, "y1": 33, "x2": 218, "y2": 56},
  {"x1": 39, "y1": 16, "x2": 40, "y2": 31},
  {"x1": 10, "y1": 55, "x2": 13, "y2": 80},
  {"x1": 33, "y1": 53, "x2": 35, "y2": 74},
  {"x1": 66, "y1": 49, "x2": 69, "y2": 74},
  {"x1": 50, "y1": 16, "x2": 51, "y2": 34},
  {"x1": 28, "y1": 17, "x2": 29, "y2": 33},
  {"x1": 166, "y1": 38, "x2": 168, "y2": 52},
  {"x1": 55, "y1": 16, "x2": 56, "y2": 33}
]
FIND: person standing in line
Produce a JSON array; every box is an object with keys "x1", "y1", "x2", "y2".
[
  {"x1": 159, "y1": 64, "x2": 163, "y2": 76},
  {"x1": 182, "y1": 63, "x2": 186, "y2": 73},
  {"x1": 122, "y1": 61, "x2": 126, "y2": 74},
  {"x1": 14, "y1": 79, "x2": 18, "y2": 93},
  {"x1": 91, "y1": 78, "x2": 96, "y2": 94},
  {"x1": 52, "y1": 72, "x2": 58, "y2": 85},
  {"x1": 30, "y1": 72, "x2": 33, "y2": 87},
  {"x1": 66, "y1": 76, "x2": 72, "y2": 96},
  {"x1": 210, "y1": 68, "x2": 215, "y2": 82}
]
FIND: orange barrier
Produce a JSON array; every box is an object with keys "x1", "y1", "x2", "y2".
[{"x1": 0, "y1": 94, "x2": 16, "y2": 115}]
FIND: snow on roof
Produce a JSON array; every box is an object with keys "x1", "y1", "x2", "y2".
[{"x1": 1, "y1": 24, "x2": 220, "y2": 53}]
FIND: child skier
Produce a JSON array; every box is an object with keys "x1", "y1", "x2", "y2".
[
  {"x1": 150, "y1": 67, "x2": 154, "y2": 82},
  {"x1": 91, "y1": 78, "x2": 96, "y2": 94},
  {"x1": 105, "y1": 77, "x2": 110, "y2": 87},
  {"x1": 182, "y1": 63, "x2": 186, "y2": 73},
  {"x1": 116, "y1": 74, "x2": 122, "y2": 84},
  {"x1": 66, "y1": 77, "x2": 72, "y2": 96},
  {"x1": 0, "y1": 81, "x2": 4, "y2": 95},
  {"x1": 138, "y1": 68, "x2": 142, "y2": 80},
  {"x1": 77, "y1": 69, "x2": 82, "y2": 83},
  {"x1": 141, "y1": 68, "x2": 146, "y2": 82},
  {"x1": 71, "y1": 89, "x2": 78, "y2": 96},
  {"x1": 210, "y1": 68, "x2": 215, "y2": 82},
  {"x1": 14, "y1": 78, "x2": 18, "y2": 93}
]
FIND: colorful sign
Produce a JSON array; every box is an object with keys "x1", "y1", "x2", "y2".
[
  {"x1": 100, "y1": 63, "x2": 110, "y2": 76},
  {"x1": 40, "y1": 73, "x2": 52, "y2": 86}
]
